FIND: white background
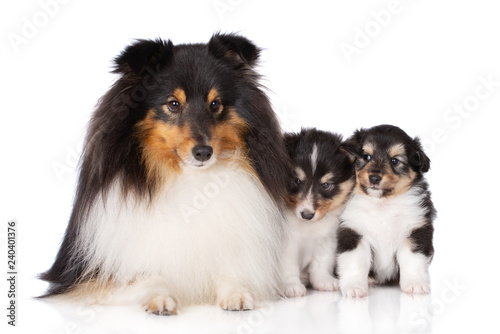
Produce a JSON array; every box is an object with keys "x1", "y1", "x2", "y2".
[{"x1": 1, "y1": 0, "x2": 499, "y2": 333}]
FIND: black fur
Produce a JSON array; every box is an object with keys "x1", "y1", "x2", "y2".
[
  {"x1": 283, "y1": 128, "x2": 354, "y2": 206},
  {"x1": 336, "y1": 227, "x2": 362, "y2": 253},
  {"x1": 39, "y1": 33, "x2": 290, "y2": 297},
  {"x1": 409, "y1": 181, "x2": 436, "y2": 258},
  {"x1": 341, "y1": 124, "x2": 431, "y2": 174},
  {"x1": 337, "y1": 125, "x2": 436, "y2": 288}
]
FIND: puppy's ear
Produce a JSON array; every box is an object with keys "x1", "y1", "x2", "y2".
[
  {"x1": 113, "y1": 38, "x2": 174, "y2": 75},
  {"x1": 408, "y1": 137, "x2": 431, "y2": 173},
  {"x1": 339, "y1": 129, "x2": 366, "y2": 162},
  {"x1": 208, "y1": 32, "x2": 260, "y2": 66},
  {"x1": 283, "y1": 132, "x2": 300, "y2": 155}
]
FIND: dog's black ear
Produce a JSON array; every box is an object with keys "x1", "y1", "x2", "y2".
[
  {"x1": 113, "y1": 38, "x2": 174, "y2": 75},
  {"x1": 408, "y1": 137, "x2": 431, "y2": 173},
  {"x1": 339, "y1": 129, "x2": 366, "y2": 162},
  {"x1": 283, "y1": 131, "x2": 302, "y2": 157},
  {"x1": 208, "y1": 32, "x2": 260, "y2": 66}
]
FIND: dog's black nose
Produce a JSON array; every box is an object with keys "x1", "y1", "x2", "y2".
[
  {"x1": 192, "y1": 145, "x2": 213, "y2": 162},
  {"x1": 369, "y1": 174, "x2": 382, "y2": 185},
  {"x1": 300, "y1": 211, "x2": 315, "y2": 220}
]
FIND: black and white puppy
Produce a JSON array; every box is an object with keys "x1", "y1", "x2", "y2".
[
  {"x1": 337, "y1": 125, "x2": 436, "y2": 297},
  {"x1": 281, "y1": 129, "x2": 355, "y2": 297}
]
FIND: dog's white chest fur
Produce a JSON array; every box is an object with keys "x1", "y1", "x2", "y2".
[
  {"x1": 340, "y1": 188, "x2": 427, "y2": 280},
  {"x1": 80, "y1": 164, "x2": 284, "y2": 305},
  {"x1": 281, "y1": 209, "x2": 340, "y2": 296},
  {"x1": 284, "y1": 210, "x2": 339, "y2": 269}
]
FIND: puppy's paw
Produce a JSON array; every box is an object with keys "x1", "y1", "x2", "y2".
[
  {"x1": 218, "y1": 290, "x2": 254, "y2": 311},
  {"x1": 342, "y1": 286, "x2": 368, "y2": 298},
  {"x1": 312, "y1": 278, "x2": 339, "y2": 292},
  {"x1": 400, "y1": 281, "x2": 431, "y2": 295},
  {"x1": 284, "y1": 283, "x2": 307, "y2": 298},
  {"x1": 340, "y1": 281, "x2": 368, "y2": 298},
  {"x1": 144, "y1": 295, "x2": 179, "y2": 316}
]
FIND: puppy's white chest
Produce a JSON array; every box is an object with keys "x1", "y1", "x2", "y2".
[
  {"x1": 284, "y1": 210, "x2": 339, "y2": 267},
  {"x1": 341, "y1": 189, "x2": 427, "y2": 279},
  {"x1": 343, "y1": 189, "x2": 426, "y2": 240}
]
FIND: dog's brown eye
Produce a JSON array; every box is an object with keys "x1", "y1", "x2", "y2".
[
  {"x1": 322, "y1": 182, "x2": 333, "y2": 190},
  {"x1": 295, "y1": 178, "x2": 302, "y2": 185},
  {"x1": 167, "y1": 100, "x2": 181, "y2": 113},
  {"x1": 391, "y1": 158, "x2": 400, "y2": 165},
  {"x1": 364, "y1": 154, "x2": 371, "y2": 161},
  {"x1": 210, "y1": 100, "x2": 221, "y2": 112}
]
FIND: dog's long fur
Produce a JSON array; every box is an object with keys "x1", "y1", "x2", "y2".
[
  {"x1": 336, "y1": 125, "x2": 436, "y2": 298},
  {"x1": 40, "y1": 33, "x2": 291, "y2": 313}
]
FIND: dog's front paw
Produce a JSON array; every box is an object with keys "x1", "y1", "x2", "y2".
[
  {"x1": 284, "y1": 283, "x2": 307, "y2": 298},
  {"x1": 311, "y1": 278, "x2": 339, "y2": 292},
  {"x1": 340, "y1": 281, "x2": 368, "y2": 298},
  {"x1": 144, "y1": 295, "x2": 179, "y2": 315},
  {"x1": 218, "y1": 290, "x2": 254, "y2": 311},
  {"x1": 400, "y1": 281, "x2": 430, "y2": 295}
]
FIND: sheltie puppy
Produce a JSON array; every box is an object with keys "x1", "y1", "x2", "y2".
[
  {"x1": 40, "y1": 33, "x2": 291, "y2": 314},
  {"x1": 281, "y1": 129, "x2": 355, "y2": 297},
  {"x1": 336, "y1": 125, "x2": 436, "y2": 297}
]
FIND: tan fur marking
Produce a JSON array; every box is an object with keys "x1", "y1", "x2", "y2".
[
  {"x1": 207, "y1": 88, "x2": 219, "y2": 103},
  {"x1": 173, "y1": 88, "x2": 187, "y2": 105},
  {"x1": 390, "y1": 169, "x2": 417, "y2": 196},
  {"x1": 210, "y1": 108, "x2": 254, "y2": 174},
  {"x1": 356, "y1": 167, "x2": 371, "y2": 193},
  {"x1": 284, "y1": 193, "x2": 299, "y2": 210},
  {"x1": 362, "y1": 142, "x2": 375, "y2": 155},
  {"x1": 356, "y1": 159, "x2": 417, "y2": 197},
  {"x1": 135, "y1": 109, "x2": 195, "y2": 191},
  {"x1": 389, "y1": 144, "x2": 406, "y2": 158},
  {"x1": 207, "y1": 88, "x2": 223, "y2": 114},
  {"x1": 320, "y1": 173, "x2": 334, "y2": 184},
  {"x1": 295, "y1": 167, "x2": 306, "y2": 181},
  {"x1": 315, "y1": 178, "x2": 355, "y2": 219},
  {"x1": 60, "y1": 279, "x2": 114, "y2": 303}
]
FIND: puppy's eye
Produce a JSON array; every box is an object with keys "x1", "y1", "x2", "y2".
[
  {"x1": 167, "y1": 100, "x2": 181, "y2": 113},
  {"x1": 295, "y1": 178, "x2": 302, "y2": 185},
  {"x1": 363, "y1": 154, "x2": 371, "y2": 161},
  {"x1": 322, "y1": 182, "x2": 333, "y2": 190},
  {"x1": 391, "y1": 158, "x2": 400, "y2": 165},
  {"x1": 210, "y1": 100, "x2": 221, "y2": 112}
]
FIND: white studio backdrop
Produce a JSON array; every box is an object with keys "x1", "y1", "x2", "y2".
[{"x1": 1, "y1": 0, "x2": 499, "y2": 333}]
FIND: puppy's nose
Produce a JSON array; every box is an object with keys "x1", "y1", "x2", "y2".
[
  {"x1": 369, "y1": 174, "x2": 382, "y2": 185},
  {"x1": 300, "y1": 211, "x2": 315, "y2": 220},
  {"x1": 192, "y1": 145, "x2": 213, "y2": 162}
]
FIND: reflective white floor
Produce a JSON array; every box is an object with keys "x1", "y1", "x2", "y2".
[
  {"x1": 16, "y1": 284, "x2": 445, "y2": 334},
  {"x1": 6, "y1": 247, "x2": 498, "y2": 334}
]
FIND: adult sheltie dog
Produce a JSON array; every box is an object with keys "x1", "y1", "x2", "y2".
[{"x1": 40, "y1": 33, "x2": 290, "y2": 315}]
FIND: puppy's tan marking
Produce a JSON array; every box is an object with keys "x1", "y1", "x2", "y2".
[
  {"x1": 389, "y1": 144, "x2": 405, "y2": 158},
  {"x1": 295, "y1": 167, "x2": 306, "y2": 181},
  {"x1": 315, "y1": 178, "x2": 355, "y2": 219},
  {"x1": 320, "y1": 173, "x2": 334, "y2": 184},
  {"x1": 362, "y1": 142, "x2": 375, "y2": 155}
]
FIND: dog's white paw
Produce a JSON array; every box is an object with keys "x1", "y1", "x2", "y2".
[
  {"x1": 341, "y1": 281, "x2": 368, "y2": 298},
  {"x1": 312, "y1": 278, "x2": 339, "y2": 292},
  {"x1": 400, "y1": 281, "x2": 431, "y2": 295},
  {"x1": 284, "y1": 283, "x2": 307, "y2": 298},
  {"x1": 218, "y1": 290, "x2": 254, "y2": 311},
  {"x1": 144, "y1": 295, "x2": 179, "y2": 315}
]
